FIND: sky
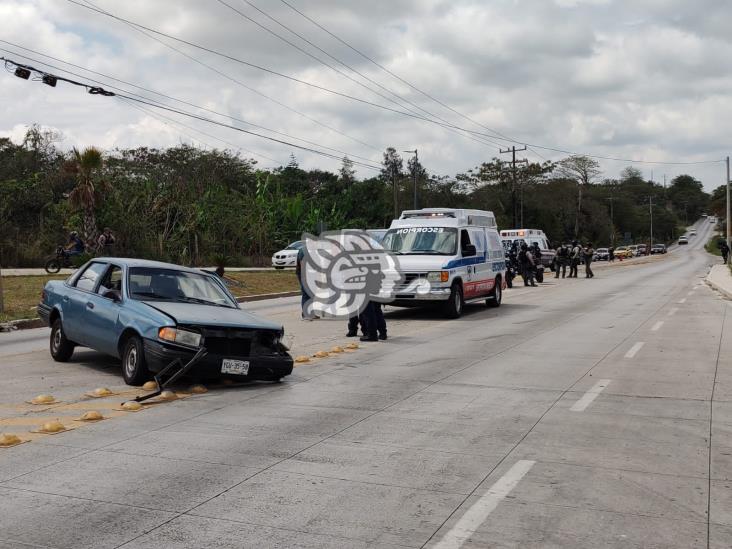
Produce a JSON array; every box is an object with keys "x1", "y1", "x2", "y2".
[{"x1": 0, "y1": 0, "x2": 730, "y2": 190}]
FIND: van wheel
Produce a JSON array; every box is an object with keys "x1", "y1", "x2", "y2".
[
  {"x1": 443, "y1": 283, "x2": 463, "y2": 319},
  {"x1": 487, "y1": 278, "x2": 502, "y2": 308},
  {"x1": 121, "y1": 335, "x2": 150, "y2": 386},
  {"x1": 50, "y1": 319, "x2": 75, "y2": 362}
]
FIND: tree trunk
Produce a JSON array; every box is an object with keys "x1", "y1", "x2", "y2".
[
  {"x1": 574, "y1": 184, "x2": 582, "y2": 237},
  {"x1": 83, "y1": 207, "x2": 98, "y2": 251}
]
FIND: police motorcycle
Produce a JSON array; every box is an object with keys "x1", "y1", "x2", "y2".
[{"x1": 502, "y1": 241, "x2": 519, "y2": 288}]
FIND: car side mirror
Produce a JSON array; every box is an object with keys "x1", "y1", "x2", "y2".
[
  {"x1": 104, "y1": 289, "x2": 122, "y2": 303},
  {"x1": 462, "y1": 244, "x2": 477, "y2": 257}
]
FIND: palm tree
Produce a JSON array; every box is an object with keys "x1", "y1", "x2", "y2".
[{"x1": 66, "y1": 147, "x2": 106, "y2": 247}]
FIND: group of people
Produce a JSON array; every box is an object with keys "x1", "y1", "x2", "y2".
[
  {"x1": 295, "y1": 244, "x2": 387, "y2": 342},
  {"x1": 64, "y1": 228, "x2": 116, "y2": 256},
  {"x1": 553, "y1": 241, "x2": 595, "y2": 279}
]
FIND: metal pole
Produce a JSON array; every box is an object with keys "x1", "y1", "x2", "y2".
[
  {"x1": 414, "y1": 149, "x2": 418, "y2": 209},
  {"x1": 649, "y1": 196, "x2": 653, "y2": 250},
  {"x1": 727, "y1": 156, "x2": 730, "y2": 262},
  {"x1": 392, "y1": 168, "x2": 398, "y2": 220}
]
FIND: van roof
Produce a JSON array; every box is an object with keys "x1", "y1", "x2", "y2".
[
  {"x1": 394, "y1": 208, "x2": 497, "y2": 228},
  {"x1": 499, "y1": 229, "x2": 547, "y2": 238}
]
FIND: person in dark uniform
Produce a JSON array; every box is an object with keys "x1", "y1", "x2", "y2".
[
  {"x1": 555, "y1": 243, "x2": 569, "y2": 279},
  {"x1": 584, "y1": 242, "x2": 595, "y2": 278},
  {"x1": 518, "y1": 243, "x2": 537, "y2": 287},
  {"x1": 569, "y1": 240, "x2": 581, "y2": 278}
]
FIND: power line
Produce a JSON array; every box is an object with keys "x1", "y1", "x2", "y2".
[
  {"x1": 0, "y1": 42, "x2": 378, "y2": 165},
  {"x1": 226, "y1": 0, "x2": 510, "y2": 152},
  {"x1": 81, "y1": 0, "x2": 381, "y2": 154},
  {"x1": 1, "y1": 56, "x2": 382, "y2": 170}
]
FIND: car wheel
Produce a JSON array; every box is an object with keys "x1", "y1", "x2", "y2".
[
  {"x1": 443, "y1": 283, "x2": 463, "y2": 319},
  {"x1": 487, "y1": 278, "x2": 502, "y2": 308},
  {"x1": 121, "y1": 335, "x2": 150, "y2": 386},
  {"x1": 50, "y1": 319, "x2": 75, "y2": 362}
]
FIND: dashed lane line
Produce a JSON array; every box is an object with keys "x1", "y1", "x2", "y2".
[
  {"x1": 651, "y1": 321, "x2": 664, "y2": 332},
  {"x1": 570, "y1": 379, "x2": 611, "y2": 412},
  {"x1": 625, "y1": 342, "x2": 645, "y2": 359}
]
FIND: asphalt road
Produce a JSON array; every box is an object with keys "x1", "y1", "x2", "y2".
[{"x1": 1, "y1": 218, "x2": 730, "y2": 548}]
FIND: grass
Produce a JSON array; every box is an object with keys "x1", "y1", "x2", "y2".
[
  {"x1": 706, "y1": 235, "x2": 724, "y2": 256},
  {"x1": 0, "y1": 270, "x2": 299, "y2": 324}
]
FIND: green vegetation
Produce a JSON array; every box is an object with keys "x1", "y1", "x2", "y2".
[
  {"x1": 706, "y1": 235, "x2": 724, "y2": 256},
  {"x1": 1, "y1": 126, "x2": 711, "y2": 269}
]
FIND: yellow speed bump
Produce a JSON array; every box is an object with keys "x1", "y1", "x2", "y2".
[
  {"x1": 85, "y1": 387, "x2": 114, "y2": 398},
  {"x1": 28, "y1": 394, "x2": 59, "y2": 405},
  {"x1": 189, "y1": 384, "x2": 208, "y2": 394},
  {"x1": 0, "y1": 433, "x2": 26, "y2": 448},
  {"x1": 345, "y1": 343, "x2": 359, "y2": 350},
  {"x1": 158, "y1": 390, "x2": 178, "y2": 401},
  {"x1": 118, "y1": 401, "x2": 143, "y2": 412},
  {"x1": 78, "y1": 411, "x2": 105, "y2": 422},
  {"x1": 142, "y1": 381, "x2": 158, "y2": 391},
  {"x1": 294, "y1": 355, "x2": 310, "y2": 363},
  {"x1": 33, "y1": 420, "x2": 68, "y2": 434},
  {"x1": 330, "y1": 346, "x2": 344, "y2": 354},
  {"x1": 313, "y1": 351, "x2": 330, "y2": 358}
]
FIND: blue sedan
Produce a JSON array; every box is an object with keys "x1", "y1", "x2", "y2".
[{"x1": 38, "y1": 258, "x2": 293, "y2": 385}]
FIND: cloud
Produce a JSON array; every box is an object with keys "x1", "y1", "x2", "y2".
[{"x1": 0, "y1": 0, "x2": 729, "y2": 190}]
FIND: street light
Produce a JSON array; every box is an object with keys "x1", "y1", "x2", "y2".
[{"x1": 403, "y1": 149, "x2": 418, "y2": 209}]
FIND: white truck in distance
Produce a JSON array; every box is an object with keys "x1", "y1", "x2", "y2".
[{"x1": 381, "y1": 208, "x2": 506, "y2": 318}]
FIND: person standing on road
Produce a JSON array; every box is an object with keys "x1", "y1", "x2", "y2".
[
  {"x1": 295, "y1": 245, "x2": 316, "y2": 320},
  {"x1": 720, "y1": 241, "x2": 730, "y2": 263},
  {"x1": 569, "y1": 240, "x2": 581, "y2": 278},
  {"x1": 555, "y1": 243, "x2": 569, "y2": 279},
  {"x1": 584, "y1": 242, "x2": 595, "y2": 278},
  {"x1": 360, "y1": 302, "x2": 387, "y2": 341},
  {"x1": 608, "y1": 247, "x2": 615, "y2": 262},
  {"x1": 518, "y1": 243, "x2": 537, "y2": 287}
]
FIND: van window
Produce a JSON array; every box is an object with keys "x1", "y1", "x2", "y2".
[
  {"x1": 468, "y1": 229, "x2": 485, "y2": 252},
  {"x1": 382, "y1": 227, "x2": 457, "y2": 255}
]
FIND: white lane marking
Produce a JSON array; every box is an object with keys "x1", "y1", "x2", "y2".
[
  {"x1": 570, "y1": 379, "x2": 611, "y2": 412},
  {"x1": 678, "y1": 298, "x2": 687, "y2": 304},
  {"x1": 667, "y1": 307, "x2": 679, "y2": 317},
  {"x1": 686, "y1": 291, "x2": 694, "y2": 297},
  {"x1": 432, "y1": 460, "x2": 535, "y2": 549},
  {"x1": 625, "y1": 342, "x2": 645, "y2": 358},
  {"x1": 651, "y1": 321, "x2": 664, "y2": 332}
]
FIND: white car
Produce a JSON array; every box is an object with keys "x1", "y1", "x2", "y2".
[
  {"x1": 271, "y1": 241, "x2": 303, "y2": 269},
  {"x1": 678, "y1": 236, "x2": 689, "y2": 245}
]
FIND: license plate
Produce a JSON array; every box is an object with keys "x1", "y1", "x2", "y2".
[{"x1": 221, "y1": 359, "x2": 250, "y2": 375}]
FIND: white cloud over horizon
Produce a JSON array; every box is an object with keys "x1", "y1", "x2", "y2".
[{"x1": 1, "y1": 0, "x2": 730, "y2": 190}]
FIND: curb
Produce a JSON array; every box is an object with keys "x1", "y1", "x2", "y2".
[
  {"x1": 705, "y1": 266, "x2": 732, "y2": 300},
  {"x1": 237, "y1": 291, "x2": 300, "y2": 303},
  {"x1": 0, "y1": 318, "x2": 45, "y2": 332}
]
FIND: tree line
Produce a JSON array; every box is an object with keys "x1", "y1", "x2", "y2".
[{"x1": 0, "y1": 125, "x2": 714, "y2": 268}]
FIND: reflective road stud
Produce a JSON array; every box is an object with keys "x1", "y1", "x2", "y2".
[
  {"x1": 295, "y1": 355, "x2": 310, "y2": 363},
  {"x1": 36, "y1": 420, "x2": 66, "y2": 434},
  {"x1": 159, "y1": 391, "x2": 178, "y2": 401},
  {"x1": 330, "y1": 346, "x2": 344, "y2": 353},
  {"x1": 142, "y1": 381, "x2": 158, "y2": 391},
  {"x1": 29, "y1": 394, "x2": 58, "y2": 405},
  {"x1": 313, "y1": 351, "x2": 330, "y2": 358},
  {"x1": 121, "y1": 401, "x2": 143, "y2": 411},
  {"x1": 79, "y1": 411, "x2": 104, "y2": 421},
  {"x1": 189, "y1": 385, "x2": 208, "y2": 394},
  {"x1": 0, "y1": 433, "x2": 23, "y2": 447}
]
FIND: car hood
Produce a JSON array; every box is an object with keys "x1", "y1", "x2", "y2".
[
  {"x1": 143, "y1": 301, "x2": 283, "y2": 331},
  {"x1": 274, "y1": 249, "x2": 299, "y2": 256}
]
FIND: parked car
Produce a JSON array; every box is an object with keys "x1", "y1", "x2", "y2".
[
  {"x1": 627, "y1": 245, "x2": 639, "y2": 257},
  {"x1": 678, "y1": 236, "x2": 689, "y2": 245},
  {"x1": 593, "y1": 248, "x2": 609, "y2": 261},
  {"x1": 271, "y1": 241, "x2": 303, "y2": 269},
  {"x1": 637, "y1": 244, "x2": 647, "y2": 256},
  {"x1": 366, "y1": 229, "x2": 388, "y2": 244},
  {"x1": 614, "y1": 246, "x2": 634, "y2": 259},
  {"x1": 38, "y1": 258, "x2": 294, "y2": 385},
  {"x1": 650, "y1": 244, "x2": 667, "y2": 254}
]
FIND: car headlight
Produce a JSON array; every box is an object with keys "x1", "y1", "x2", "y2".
[
  {"x1": 426, "y1": 271, "x2": 449, "y2": 283},
  {"x1": 158, "y1": 327, "x2": 202, "y2": 347}
]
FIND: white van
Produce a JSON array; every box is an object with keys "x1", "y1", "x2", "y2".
[{"x1": 381, "y1": 208, "x2": 506, "y2": 318}]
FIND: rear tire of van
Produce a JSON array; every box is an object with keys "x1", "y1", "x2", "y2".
[
  {"x1": 487, "y1": 278, "x2": 502, "y2": 308},
  {"x1": 443, "y1": 283, "x2": 463, "y2": 319}
]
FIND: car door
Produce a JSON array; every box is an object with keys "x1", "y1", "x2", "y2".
[
  {"x1": 81, "y1": 264, "x2": 125, "y2": 356},
  {"x1": 64, "y1": 261, "x2": 110, "y2": 345}
]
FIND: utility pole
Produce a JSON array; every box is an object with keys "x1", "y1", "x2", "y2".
[
  {"x1": 500, "y1": 146, "x2": 528, "y2": 228},
  {"x1": 403, "y1": 149, "x2": 418, "y2": 209},
  {"x1": 392, "y1": 167, "x2": 398, "y2": 220},
  {"x1": 727, "y1": 156, "x2": 730, "y2": 263},
  {"x1": 604, "y1": 197, "x2": 615, "y2": 247},
  {"x1": 649, "y1": 196, "x2": 654, "y2": 250}
]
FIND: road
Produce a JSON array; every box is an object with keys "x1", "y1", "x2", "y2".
[{"x1": 1, "y1": 218, "x2": 729, "y2": 548}]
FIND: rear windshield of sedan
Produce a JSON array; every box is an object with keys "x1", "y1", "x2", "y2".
[{"x1": 128, "y1": 267, "x2": 236, "y2": 307}]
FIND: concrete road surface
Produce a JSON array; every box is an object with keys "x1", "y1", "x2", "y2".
[{"x1": 1, "y1": 218, "x2": 730, "y2": 548}]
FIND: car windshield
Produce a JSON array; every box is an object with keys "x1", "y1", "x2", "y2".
[
  {"x1": 128, "y1": 267, "x2": 236, "y2": 307},
  {"x1": 285, "y1": 242, "x2": 303, "y2": 250},
  {"x1": 382, "y1": 227, "x2": 457, "y2": 255},
  {"x1": 597, "y1": 248, "x2": 608, "y2": 253}
]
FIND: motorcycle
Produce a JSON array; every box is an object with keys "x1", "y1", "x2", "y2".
[
  {"x1": 45, "y1": 246, "x2": 74, "y2": 274},
  {"x1": 504, "y1": 252, "x2": 518, "y2": 288}
]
